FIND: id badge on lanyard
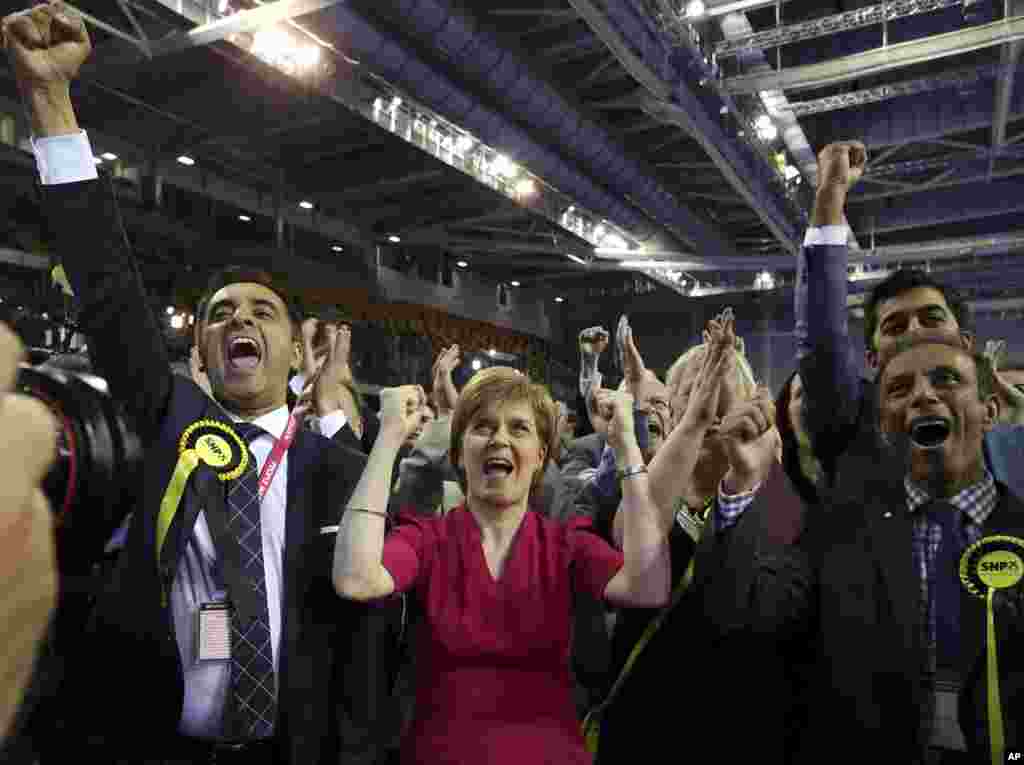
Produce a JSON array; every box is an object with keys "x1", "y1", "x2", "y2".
[{"x1": 193, "y1": 409, "x2": 302, "y2": 661}]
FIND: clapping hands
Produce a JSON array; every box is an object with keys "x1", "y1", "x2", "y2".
[{"x1": 431, "y1": 345, "x2": 460, "y2": 417}]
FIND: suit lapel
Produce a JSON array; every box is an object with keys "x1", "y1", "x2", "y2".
[{"x1": 867, "y1": 483, "x2": 922, "y2": 655}]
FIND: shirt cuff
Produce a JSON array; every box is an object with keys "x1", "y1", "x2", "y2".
[
  {"x1": 317, "y1": 410, "x2": 349, "y2": 440},
  {"x1": 714, "y1": 479, "x2": 761, "y2": 532},
  {"x1": 32, "y1": 130, "x2": 99, "y2": 185},
  {"x1": 803, "y1": 225, "x2": 848, "y2": 247},
  {"x1": 289, "y1": 373, "x2": 306, "y2": 397}
]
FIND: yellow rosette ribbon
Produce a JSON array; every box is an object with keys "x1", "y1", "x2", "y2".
[
  {"x1": 156, "y1": 420, "x2": 248, "y2": 603},
  {"x1": 958, "y1": 534, "x2": 1024, "y2": 765}
]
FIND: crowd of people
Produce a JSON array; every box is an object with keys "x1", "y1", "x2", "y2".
[{"x1": 2, "y1": 3, "x2": 1024, "y2": 765}]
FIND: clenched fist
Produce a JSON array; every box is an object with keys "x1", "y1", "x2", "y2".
[
  {"x1": 3, "y1": 3, "x2": 91, "y2": 92},
  {"x1": 378, "y1": 385, "x2": 428, "y2": 443}
]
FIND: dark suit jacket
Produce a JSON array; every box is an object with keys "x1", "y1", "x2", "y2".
[
  {"x1": 717, "y1": 469, "x2": 1024, "y2": 763},
  {"x1": 591, "y1": 459, "x2": 806, "y2": 765},
  {"x1": 42, "y1": 177, "x2": 379, "y2": 764}
]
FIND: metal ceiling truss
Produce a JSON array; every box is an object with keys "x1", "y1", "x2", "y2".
[
  {"x1": 785, "y1": 62, "x2": 1021, "y2": 117},
  {"x1": 715, "y1": 0, "x2": 962, "y2": 58},
  {"x1": 724, "y1": 15, "x2": 1024, "y2": 95}
]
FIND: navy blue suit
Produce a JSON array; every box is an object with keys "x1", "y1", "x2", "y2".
[{"x1": 41, "y1": 176, "x2": 380, "y2": 764}]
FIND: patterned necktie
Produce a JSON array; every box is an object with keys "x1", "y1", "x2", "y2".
[
  {"x1": 224, "y1": 422, "x2": 276, "y2": 740},
  {"x1": 924, "y1": 500, "x2": 967, "y2": 669}
]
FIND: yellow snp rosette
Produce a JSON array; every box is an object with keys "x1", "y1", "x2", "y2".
[
  {"x1": 958, "y1": 534, "x2": 1024, "y2": 765},
  {"x1": 156, "y1": 420, "x2": 248, "y2": 600}
]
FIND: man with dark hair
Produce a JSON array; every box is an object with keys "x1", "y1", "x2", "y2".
[
  {"x1": 707, "y1": 336, "x2": 1024, "y2": 763},
  {"x1": 796, "y1": 141, "x2": 1024, "y2": 499},
  {"x1": 3, "y1": 6, "x2": 389, "y2": 764}
]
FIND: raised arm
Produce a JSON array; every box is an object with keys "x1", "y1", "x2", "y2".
[
  {"x1": 795, "y1": 142, "x2": 867, "y2": 455},
  {"x1": 600, "y1": 391, "x2": 671, "y2": 608},
  {"x1": 333, "y1": 385, "x2": 425, "y2": 601},
  {"x1": 612, "y1": 313, "x2": 735, "y2": 546},
  {"x1": 4, "y1": 3, "x2": 173, "y2": 442}
]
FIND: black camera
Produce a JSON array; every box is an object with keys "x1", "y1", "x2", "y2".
[{"x1": 16, "y1": 357, "x2": 143, "y2": 573}]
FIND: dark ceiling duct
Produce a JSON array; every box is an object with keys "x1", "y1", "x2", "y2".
[
  {"x1": 372, "y1": 0, "x2": 742, "y2": 257},
  {"x1": 306, "y1": 3, "x2": 712, "y2": 255}
]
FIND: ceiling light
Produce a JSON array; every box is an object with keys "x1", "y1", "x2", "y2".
[
  {"x1": 93, "y1": 157, "x2": 103, "y2": 165},
  {"x1": 166, "y1": 306, "x2": 175, "y2": 315},
  {"x1": 783, "y1": 165, "x2": 801, "y2": 181},
  {"x1": 391, "y1": 96, "x2": 403, "y2": 109},
  {"x1": 491, "y1": 154, "x2": 518, "y2": 178},
  {"x1": 514, "y1": 178, "x2": 537, "y2": 195},
  {"x1": 332, "y1": 245, "x2": 344, "y2": 252},
  {"x1": 299, "y1": 200, "x2": 314, "y2": 210},
  {"x1": 566, "y1": 253, "x2": 587, "y2": 265},
  {"x1": 455, "y1": 135, "x2": 475, "y2": 154},
  {"x1": 601, "y1": 232, "x2": 629, "y2": 250},
  {"x1": 177, "y1": 155, "x2": 195, "y2": 166},
  {"x1": 554, "y1": 296, "x2": 565, "y2": 303},
  {"x1": 388, "y1": 235, "x2": 401, "y2": 243},
  {"x1": 488, "y1": 349, "x2": 496, "y2": 356},
  {"x1": 510, "y1": 281, "x2": 521, "y2": 287},
  {"x1": 101, "y1": 152, "x2": 118, "y2": 161},
  {"x1": 471, "y1": 358, "x2": 482, "y2": 371},
  {"x1": 685, "y1": 0, "x2": 706, "y2": 18},
  {"x1": 170, "y1": 314, "x2": 185, "y2": 330},
  {"x1": 238, "y1": 214, "x2": 252, "y2": 222},
  {"x1": 456, "y1": 260, "x2": 468, "y2": 268}
]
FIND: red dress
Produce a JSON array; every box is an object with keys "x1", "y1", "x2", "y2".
[{"x1": 381, "y1": 506, "x2": 625, "y2": 765}]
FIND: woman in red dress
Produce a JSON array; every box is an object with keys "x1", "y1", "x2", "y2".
[{"x1": 333, "y1": 367, "x2": 671, "y2": 764}]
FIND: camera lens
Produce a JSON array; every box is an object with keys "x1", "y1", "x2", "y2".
[{"x1": 17, "y1": 363, "x2": 143, "y2": 573}]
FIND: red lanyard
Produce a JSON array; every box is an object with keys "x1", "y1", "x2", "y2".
[{"x1": 256, "y1": 408, "x2": 302, "y2": 501}]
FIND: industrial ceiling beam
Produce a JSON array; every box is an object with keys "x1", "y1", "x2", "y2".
[
  {"x1": 990, "y1": 1, "x2": 1024, "y2": 179},
  {"x1": 724, "y1": 15, "x2": 1024, "y2": 95},
  {"x1": 715, "y1": 0, "x2": 961, "y2": 58},
  {"x1": 850, "y1": 164, "x2": 1024, "y2": 201},
  {"x1": 140, "y1": 0, "x2": 347, "y2": 59}
]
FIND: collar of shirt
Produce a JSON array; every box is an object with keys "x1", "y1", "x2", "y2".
[
  {"x1": 230, "y1": 405, "x2": 290, "y2": 442},
  {"x1": 904, "y1": 468, "x2": 998, "y2": 527}
]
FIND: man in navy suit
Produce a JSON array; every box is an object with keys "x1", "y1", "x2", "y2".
[
  {"x1": 2, "y1": 5, "x2": 388, "y2": 763},
  {"x1": 796, "y1": 141, "x2": 1024, "y2": 501}
]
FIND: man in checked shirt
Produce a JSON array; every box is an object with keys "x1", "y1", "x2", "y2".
[{"x1": 707, "y1": 335, "x2": 1024, "y2": 765}]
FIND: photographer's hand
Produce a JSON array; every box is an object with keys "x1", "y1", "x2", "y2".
[{"x1": 0, "y1": 323, "x2": 58, "y2": 738}]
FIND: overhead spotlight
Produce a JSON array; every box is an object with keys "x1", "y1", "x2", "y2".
[
  {"x1": 166, "y1": 306, "x2": 175, "y2": 315},
  {"x1": 755, "y1": 114, "x2": 778, "y2": 141},
  {"x1": 332, "y1": 245, "x2": 344, "y2": 252},
  {"x1": 471, "y1": 358, "x2": 482, "y2": 371},
  {"x1": 299, "y1": 200, "x2": 314, "y2": 210},
  {"x1": 488, "y1": 349, "x2": 496, "y2": 356},
  {"x1": 514, "y1": 178, "x2": 537, "y2": 196},
  {"x1": 177, "y1": 155, "x2": 195, "y2": 166},
  {"x1": 170, "y1": 314, "x2": 185, "y2": 330},
  {"x1": 510, "y1": 280, "x2": 521, "y2": 287},
  {"x1": 238, "y1": 214, "x2": 252, "y2": 222},
  {"x1": 491, "y1": 154, "x2": 518, "y2": 178},
  {"x1": 684, "y1": 0, "x2": 708, "y2": 17},
  {"x1": 456, "y1": 260, "x2": 469, "y2": 268},
  {"x1": 391, "y1": 96, "x2": 402, "y2": 110},
  {"x1": 100, "y1": 152, "x2": 118, "y2": 161},
  {"x1": 388, "y1": 235, "x2": 402, "y2": 243},
  {"x1": 455, "y1": 135, "x2": 475, "y2": 154},
  {"x1": 554, "y1": 296, "x2": 565, "y2": 303}
]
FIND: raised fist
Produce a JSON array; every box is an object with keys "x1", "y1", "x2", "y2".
[
  {"x1": 3, "y1": 3, "x2": 92, "y2": 93},
  {"x1": 816, "y1": 141, "x2": 867, "y2": 193},
  {"x1": 379, "y1": 385, "x2": 427, "y2": 442}
]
